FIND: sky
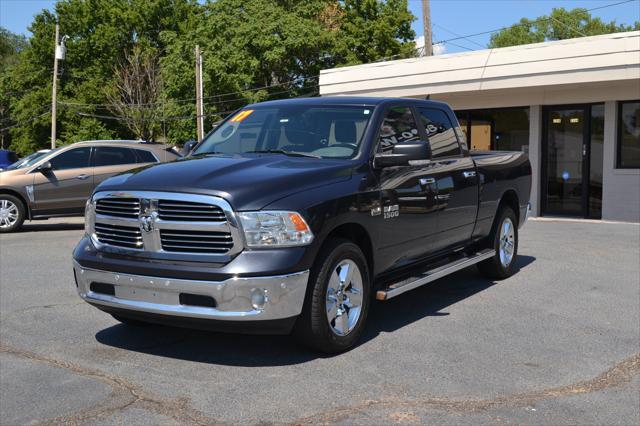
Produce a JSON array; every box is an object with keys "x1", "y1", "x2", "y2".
[{"x1": 1, "y1": 0, "x2": 639, "y2": 54}]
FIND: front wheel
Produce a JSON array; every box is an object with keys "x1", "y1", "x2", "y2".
[
  {"x1": 0, "y1": 194, "x2": 25, "y2": 233},
  {"x1": 294, "y1": 239, "x2": 370, "y2": 353},
  {"x1": 478, "y1": 206, "x2": 518, "y2": 279}
]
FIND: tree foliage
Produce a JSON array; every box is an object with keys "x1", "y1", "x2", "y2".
[
  {"x1": 489, "y1": 7, "x2": 640, "y2": 48},
  {"x1": 1, "y1": 0, "x2": 416, "y2": 155},
  {"x1": 106, "y1": 46, "x2": 164, "y2": 141}
]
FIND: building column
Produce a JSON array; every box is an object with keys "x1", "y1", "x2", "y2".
[{"x1": 528, "y1": 105, "x2": 542, "y2": 216}]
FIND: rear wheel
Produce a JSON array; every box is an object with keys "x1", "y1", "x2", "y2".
[
  {"x1": 0, "y1": 194, "x2": 25, "y2": 233},
  {"x1": 478, "y1": 206, "x2": 518, "y2": 279},
  {"x1": 294, "y1": 239, "x2": 370, "y2": 353}
]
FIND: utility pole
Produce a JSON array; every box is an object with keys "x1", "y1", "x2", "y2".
[
  {"x1": 195, "y1": 45, "x2": 204, "y2": 142},
  {"x1": 421, "y1": 0, "x2": 433, "y2": 56},
  {"x1": 51, "y1": 24, "x2": 60, "y2": 149}
]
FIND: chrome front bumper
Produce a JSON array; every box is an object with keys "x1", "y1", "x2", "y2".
[{"x1": 73, "y1": 261, "x2": 309, "y2": 321}]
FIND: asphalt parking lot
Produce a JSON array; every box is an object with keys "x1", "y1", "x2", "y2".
[{"x1": 0, "y1": 217, "x2": 638, "y2": 425}]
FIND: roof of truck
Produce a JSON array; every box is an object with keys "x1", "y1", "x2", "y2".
[{"x1": 249, "y1": 96, "x2": 449, "y2": 108}]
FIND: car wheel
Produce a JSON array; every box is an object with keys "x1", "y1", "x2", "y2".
[
  {"x1": 478, "y1": 206, "x2": 518, "y2": 279},
  {"x1": 0, "y1": 194, "x2": 26, "y2": 233},
  {"x1": 294, "y1": 238, "x2": 370, "y2": 353}
]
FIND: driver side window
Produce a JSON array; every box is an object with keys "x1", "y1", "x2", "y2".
[
  {"x1": 378, "y1": 107, "x2": 420, "y2": 153},
  {"x1": 49, "y1": 147, "x2": 92, "y2": 171}
]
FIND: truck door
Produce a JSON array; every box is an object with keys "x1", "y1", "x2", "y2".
[
  {"x1": 416, "y1": 107, "x2": 478, "y2": 250},
  {"x1": 375, "y1": 106, "x2": 440, "y2": 271}
]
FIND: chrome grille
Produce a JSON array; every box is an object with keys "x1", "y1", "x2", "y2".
[
  {"x1": 94, "y1": 223, "x2": 143, "y2": 249},
  {"x1": 95, "y1": 198, "x2": 140, "y2": 218},
  {"x1": 90, "y1": 191, "x2": 242, "y2": 260},
  {"x1": 160, "y1": 230, "x2": 234, "y2": 253},
  {"x1": 157, "y1": 200, "x2": 226, "y2": 222}
]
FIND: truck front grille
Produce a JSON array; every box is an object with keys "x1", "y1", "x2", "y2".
[
  {"x1": 157, "y1": 200, "x2": 226, "y2": 222},
  {"x1": 95, "y1": 198, "x2": 140, "y2": 218},
  {"x1": 94, "y1": 223, "x2": 143, "y2": 249},
  {"x1": 90, "y1": 192, "x2": 241, "y2": 260},
  {"x1": 160, "y1": 230, "x2": 234, "y2": 253}
]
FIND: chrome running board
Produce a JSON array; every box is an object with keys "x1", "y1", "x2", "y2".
[{"x1": 376, "y1": 249, "x2": 496, "y2": 301}]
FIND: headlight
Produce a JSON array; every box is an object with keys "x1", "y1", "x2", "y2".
[
  {"x1": 84, "y1": 198, "x2": 95, "y2": 236},
  {"x1": 238, "y1": 211, "x2": 313, "y2": 248}
]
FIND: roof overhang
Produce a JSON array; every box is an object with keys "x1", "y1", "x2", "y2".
[{"x1": 319, "y1": 31, "x2": 640, "y2": 99}]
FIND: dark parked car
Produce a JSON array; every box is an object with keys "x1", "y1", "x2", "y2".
[
  {"x1": 0, "y1": 149, "x2": 19, "y2": 170},
  {"x1": 73, "y1": 97, "x2": 531, "y2": 352},
  {"x1": 0, "y1": 140, "x2": 180, "y2": 232}
]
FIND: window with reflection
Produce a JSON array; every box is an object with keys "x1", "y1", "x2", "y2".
[
  {"x1": 617, "y1": 101, "x2": 640, "y2": 168},
  {"x1": 455, "y1": 108, "x2": 530, "y2": 152}
]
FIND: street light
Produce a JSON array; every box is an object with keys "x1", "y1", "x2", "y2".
[{"x1": 51, "y1": 26, "x2": 68, "y2": 149}]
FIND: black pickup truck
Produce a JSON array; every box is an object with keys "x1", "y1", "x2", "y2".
[{"x1": 73, "y1": 97, "x2": 531, "y2": 353}]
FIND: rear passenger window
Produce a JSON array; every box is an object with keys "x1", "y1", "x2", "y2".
[
  {"x1": 134, "y1": 149, "x2": 158, "y2": 163},
  {"x1": 378, "y1": 107, "x2": 420, "y2": 153},
  {"x1": 94, "y1": 147, "x2": 137, "y2": 167},
  {"x1": 417, "y1": 108, "x2": 462, "y2": 158}
]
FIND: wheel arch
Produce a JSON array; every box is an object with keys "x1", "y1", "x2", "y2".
[
  {"x1": 498, "y1": 189, "x2": 520, "y2": 225},
  {"x1": 0, "y1": 188, "x2": 30, "y2": 220},
  {"x1": 318, "y1": 222, "x2": 374, "y2": 278}
]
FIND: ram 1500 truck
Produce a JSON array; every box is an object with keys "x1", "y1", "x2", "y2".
[{"x1": 73, "y1": 97, "x2": 531, "y2": 353}]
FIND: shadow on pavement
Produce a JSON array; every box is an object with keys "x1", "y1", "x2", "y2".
[
  {"x1": 18, "y1": 220, "x2": 84, "y2": 233},
  {"x1": 95, "y1": 255, "x2": 536, "y2": 366}
]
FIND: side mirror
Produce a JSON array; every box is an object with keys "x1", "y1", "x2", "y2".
[
  {"x1": 181, "y1": 140, "x2": 198, "y2": 156},
  {"x1": 37, "y1": 161, "x2": 52, "y2": 172},
  {"x1": 375, "y1": 140, "x2": 431, "y2": 167}
]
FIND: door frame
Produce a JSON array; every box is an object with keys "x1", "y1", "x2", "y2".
[{"x1": 541, "y1": 104, "x2": 600, "y2": 218}]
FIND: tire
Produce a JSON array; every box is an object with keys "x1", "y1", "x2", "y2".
[
  {"x1": 477, "y1": 206, "x2": 518, "y2": 280},
  {"x1": 111, "y1": 314, "x2": 150, "y2": 327},
  {"x1": 294, "y1": 238, "x2": 371, "y2": 353},
  {"x1": 0, "y1": 194, "x2": 26, "y2": 233}
]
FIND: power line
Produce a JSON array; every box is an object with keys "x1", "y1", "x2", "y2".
[
  {"x1": 0, "y1": 110, "x2": 51, "y2": 133},
  {"x1": 57, "y1": 81, "x2": 321, "y2": 110},
  {"x1": 433, "y1": 23, "x2": 485, "y2": 49},
  {"x1": 432, "y1": 0, "x2": 637, "y2": 45}
]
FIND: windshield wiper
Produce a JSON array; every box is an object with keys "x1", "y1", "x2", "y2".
[{"x1": 246, "y1": 149, "x2": 320, "y2": 159}]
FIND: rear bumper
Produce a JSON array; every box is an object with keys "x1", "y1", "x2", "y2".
[{"x1": 73, "y1": 260, "x2": 309, "y2": 324}]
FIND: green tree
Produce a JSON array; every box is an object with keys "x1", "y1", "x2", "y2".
[
  {"x1": 2, "y1": 0, "x2": 416, "y2": 154},
  {"x1": 0, "y1": 28, "x2": 29, "y2": 149},
  {"x1": 489, "y1": 7, "x2": 640, "y2": 48}
]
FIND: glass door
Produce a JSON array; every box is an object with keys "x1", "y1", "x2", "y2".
[{"x1": 543, "y1": 107, "x2": 587, "y2": 216}]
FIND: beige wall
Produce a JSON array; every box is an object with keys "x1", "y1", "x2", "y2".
[{"x1": 603, "y1": 101, "x2": 640, "y2": 222}]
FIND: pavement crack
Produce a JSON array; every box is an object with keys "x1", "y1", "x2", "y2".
[
  {"x1": 289, "y1": 353, "x2": 640, "y2": 424},
  {"x1": 3, "y1": 302, "x2": 85, "y2": 317},
  {"x1": 0, "y1": 344, "x2": 218, "y2": 425}
]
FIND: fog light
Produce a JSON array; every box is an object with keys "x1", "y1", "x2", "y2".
[{"x1": 250, "y1": 288, "x2": 268, "y2": 310}]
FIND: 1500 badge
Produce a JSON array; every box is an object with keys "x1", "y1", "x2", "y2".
[{"x1": 383, "y1": 204, "x2": 399, "y2": 219}]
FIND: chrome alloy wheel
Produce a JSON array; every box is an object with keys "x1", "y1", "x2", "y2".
[
  {"x1": 0, "y1": 199, "x2": 19, "y2": 229},
  {"x1": 499, "y1": 217, "x2": 515, "y2": 267},
  {"x1": 326, "y1": 259, "x2": 363, "y2": 336}
]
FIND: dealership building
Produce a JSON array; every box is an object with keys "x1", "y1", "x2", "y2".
[{"x1": 319, "y1": 31, "x2": 640, "y2": 222}]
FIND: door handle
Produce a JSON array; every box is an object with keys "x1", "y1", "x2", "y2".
[
  {"x1": 419, "y1": 177, "x2": 436, "y2": 186},
  {"x1": 462, "y1": 171, "x2": 476, "y2": 178},
  {"x1": 76, "y1": 174, "x2": 90, "y2": 180}
]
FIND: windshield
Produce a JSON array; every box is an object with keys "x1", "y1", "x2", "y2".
[
  {"x1": 193, "y1": 105, "x2": 373, "y2": 159},
  {"x1": 5, "y1": 150, "x2": 54, "y2": 170}
]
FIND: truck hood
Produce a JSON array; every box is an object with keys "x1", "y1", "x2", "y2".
[{"x1": 96, "y1": 154, "x2": 354, "y2": 210}]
